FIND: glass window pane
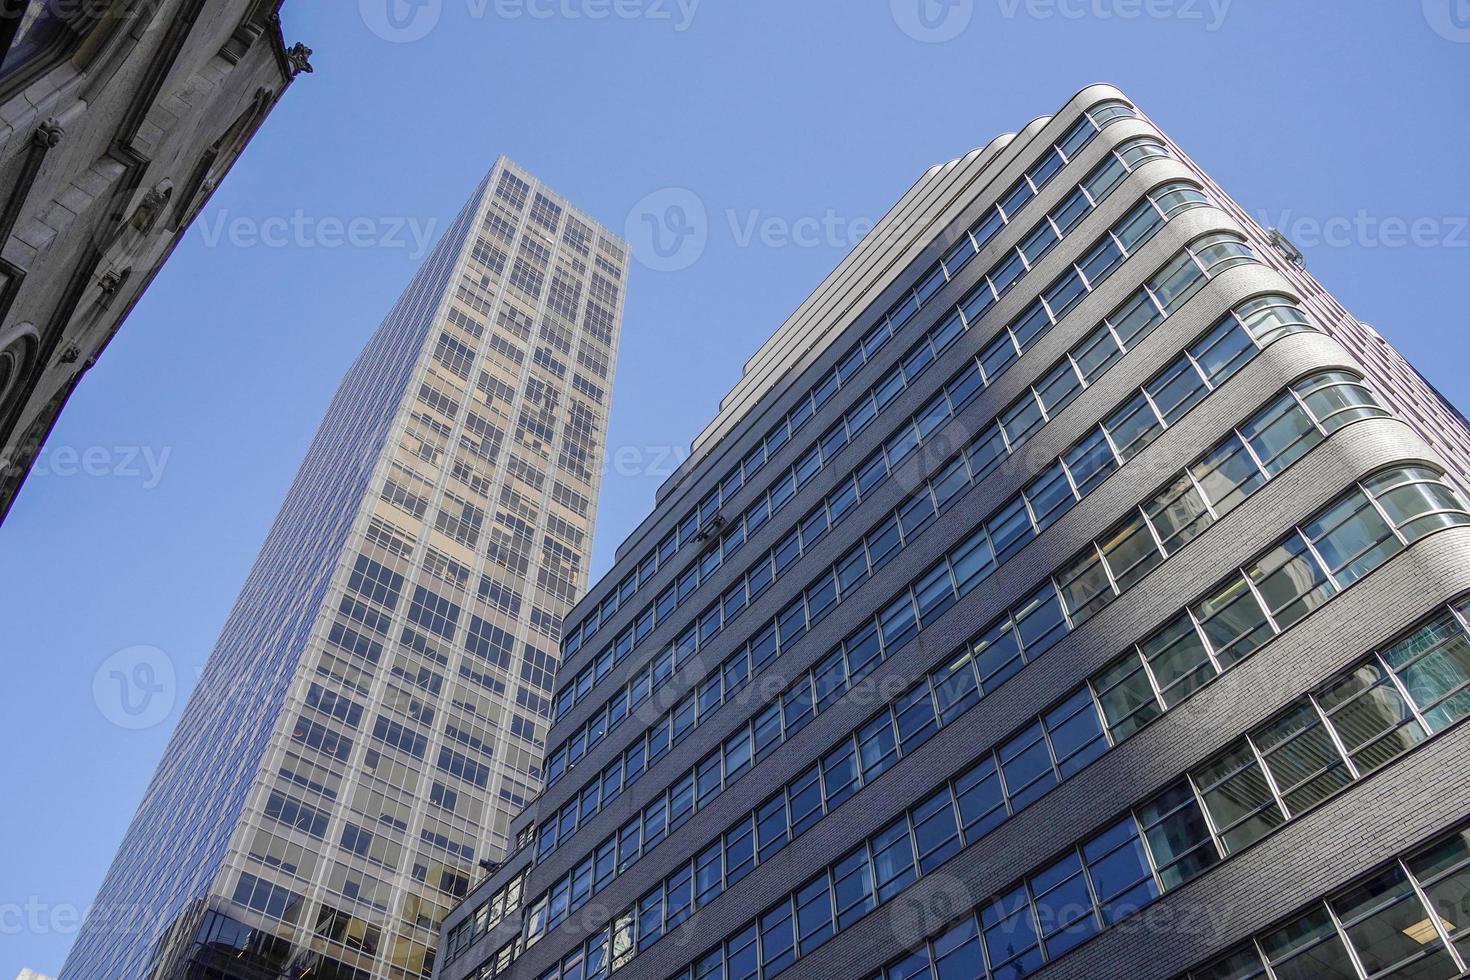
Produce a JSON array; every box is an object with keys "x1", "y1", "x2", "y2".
[
  {"x1": 1147, "y1": 471, "x2": 1214, "y2": 553},
  {"x1": 1146, "y1": 356, "x2": 1209, "y2": 424},
  {"x1": 1071, "y1": 323, "x2": 1123, "y2": 382},
  {"x1": 1103, "y1": 392, "x2": 1163, "y2": 461},
  {"x1": 955, "y1": 757, "x2": 1007, "y2": 841},
  {"x1": 1316, "y1": 657, "x2": 1426, "y2": 774},
  {"x1": 1082, "y1": 817, "x2": 1158, "y2": 923},
  {"x1": 1101, "y1": 510, "x2": 1164, "y2": 593},
  {"x1": 1295, "y1": 371, "x2": 1389, "y2": 433},
  {"x1": 982, "y1": 885, "x2": 1043, "y2": 977},
  {"x1": 973, "y1": 614, "x2": 1024, "y2": 692},
  {"x1": 1142, "y1": 610, "x2": 1217, "y2": 706},
  {"x1": 912, "y1": 787, "x2": 961, "y2": 873},
  {"x1": 1237, "y1": 294, "x2": 1314, "y2": 345},
  {"x1": 1057, "y1": 545, "x2": 1114, "y2": 626},
  {"x1": 999, "y1": 722, "x2": 1056, "y2": 811},
  {"x1": 1261, "y1": 906, "x2": 1358, "y2": 980},
  {"x1": 1136, "y1": 781, "x2": 1219, "y2": 890},
  {"x1": 1032, "y1": 850, "x2": 1098, "y2": 957},
  {"x1": 1246, "y1": 534, "x2": 1336, "y2": 630},
  {"x1": 1301, "y1": 489, "x2": 1399, "y2": 586},
  {"x1": 1192, "y1": 432, "x2": 1266, "y2": 516},
  {"x1": 1382, "y1": 611, "x2": 1470, "y2": 732},
  {"x1": 1108, "y1": 288, "x2": 1164, "y2": 348},
  {"x1": 1253, "y1": 701, "x2": 1351, "y2": 816},
  {"x1": 1364, "y1": 466, "x2": 1470, "y2": 543},
  {"x1": 1025, "y1": 462, "x2": 1076, "y2": 532},
  {"x1": 1192, "y1": 575, "x2": 1272, "y2": 669},
  {"x1": 1064, "y1": 427, "x2": 1119, "y2": 498},
  {"x1": 1239, "y1": 393, "x2": 1321, "y2": 476},
  {"x1": 1147, "y1": 251, "x2": 1207, "y2": 312},
  {"x1": 1188, "y1": 316, "x2": 1256, "y2": 386},
  {"x1": 1407, "y1": 827, "x2": 1470, "y2": 956},
  {"x1": 1332, "y1": 866, "x2": 1459, "y2": 978},
  {"x1": 1045, "y1": 687, "x2": 1109, "y2": 777},
  {"x1": 1093, "y1": 651, "x2": 1162, "y2": 742},
  {"x1": 1192, "y1": 740, "x2": 1283, "y2": 854}
]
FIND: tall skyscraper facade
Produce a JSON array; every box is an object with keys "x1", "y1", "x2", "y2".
[
  {"x1": 436, "y1": 85, "x2": 1470, "y2": 980},
  {"x1": 62, "y1": 159, "x2": 628, "y2": 980}
]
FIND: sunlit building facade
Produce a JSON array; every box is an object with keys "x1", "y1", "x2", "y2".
[
  {"x1": 436, "y1": 86, "x2": 1470, "y2": 980},
  {"x1": 61, "y1": 159, "x2": 628, "y2": 980}
]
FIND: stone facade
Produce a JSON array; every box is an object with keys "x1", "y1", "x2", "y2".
[{"x1": 0, "y1": 0, "x2": 308, "y2": 522}]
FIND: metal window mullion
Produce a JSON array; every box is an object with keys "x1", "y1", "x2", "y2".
[
  {"x1": 1242, "y1": 729, "x2": 1294, "y2": 821},
  {"x1": 1320, "y1": 899, "x2": 1373, "y2": 980},
  {"x1": 1182, "y1": 770, "x2": 1230, "y2": 864},
  {"x1": 1127, "y1": 807, "x2": 1173, "y2": 899},
  {"x1": 1308, "y1": 691, "x2": 1364, "y2": 783},
  {"x1": 1398, "y1": 856, "x2": 1468, "y2": 973},
  {"x1": 1239, "y1": 552, "x2": 1287, "y2": 637}
]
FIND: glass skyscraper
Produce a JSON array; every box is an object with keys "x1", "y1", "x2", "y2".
[
  {"x1": 436, "y1": 86, "x2": 1470, "y2": 980},
  {"x1": 61, "y1": 159, "x2": 628, "y2": 980}
]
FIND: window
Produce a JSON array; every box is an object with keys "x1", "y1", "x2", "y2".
[
  {"x1": 1191, "y1": 740, "x2": 1283, "y2": 854},
  {"x1": 871, "y1": 817, "x2": 917, "y2": 902},
  {"x1": 1136, "y1": 780, "x2": 1218, "y2": 889},
  {"x1": 1141, "y1": 610, "x2": 1217, "y2": 706},
  {"x1": 1083, "y1": 817, "x2": 1158, "y2": 924},
  {"x1": 1191, "y1": 575, "x2": 1270, "y2": 669},
  {"x1": 999, "y1": 721, "x2": 1055, "y2": 811},
  {"x1": 1330, "y1": 866, "x2": 1460, "y2": 978},
  {"x1": 1093, "y1": 651, "x2": 1162, "y2": 742},
  {"x1": 1381, "y1": 609, "x2": 1470, "y2": 732},
  {"x1": 1315, "y1": 656, "x2": 1425, "y2": 774},
  {"x1": 1253, "y1": 700, "x2": 1351, "y2": 816},
  {"x1": 1246, "y1": 534, "x2": 1335, "y2": 629},
  {"x1": 1364, "y1": 465, "x2": 1470, "y2": 544}
]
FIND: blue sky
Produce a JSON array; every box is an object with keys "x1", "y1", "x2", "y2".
[{"x1": 3, "y1": 2, "x2": 1468, "y2": 975}]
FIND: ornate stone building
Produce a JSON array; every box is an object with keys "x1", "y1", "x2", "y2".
[{"x1": 0, "y1": 0, "x2": 310, "y2": 522}]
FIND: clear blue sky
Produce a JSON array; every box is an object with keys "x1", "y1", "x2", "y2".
[{"x1": 3, "y1": 2, "x2": 1468, "y2": 974}]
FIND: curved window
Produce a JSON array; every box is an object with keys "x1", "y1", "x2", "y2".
[
  {"x1": 1114, "y1": 136, "x2": 1170, "y2": 169},
  {"x1": 1292, "y1": 371, "x2": 1391, "y2": 433},
  {"x1": 1087, "y1": 99, "x2": 1138, "y2": 127},
  {"x1": 1235, "y1": 293, "x2": 1314, "y2": 345},
  {"x1": 1363, "y1": 466, "x2": 1470, "y2": 543},
  {"x1": 1149, "y1": 181, "x2": 1212, "y2": 219},
  {"x1": 1188, "y1": 231, "x2": 1257, "y2": 274}
]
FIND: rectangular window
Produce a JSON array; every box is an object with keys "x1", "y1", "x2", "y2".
[
  {"x1": 1192, "y1": 575, "x2": 1272, "y2": 669},
  {"x1": 1137, "y1": 781, "x2": 1219, "y2": 890},
  {"x1": 1192, "y1": 740, "x2": 1283, "y2": 854}
]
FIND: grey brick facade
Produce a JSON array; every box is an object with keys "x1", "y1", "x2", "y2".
[{"x1": 436, "y1": 85, "x2": 1470, "y2": 980}]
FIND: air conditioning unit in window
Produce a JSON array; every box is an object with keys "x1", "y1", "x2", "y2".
[{"x1": 693, "y1": 514, "x2": 726, "y2": 544}]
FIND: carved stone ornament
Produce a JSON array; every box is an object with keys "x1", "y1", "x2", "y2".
[
  {"x1": 32, "y1": 118, "x2": 64, "y2": 148},
  {"x1": 285, "y1": 42, "x2": 314, "y2": 75}
]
